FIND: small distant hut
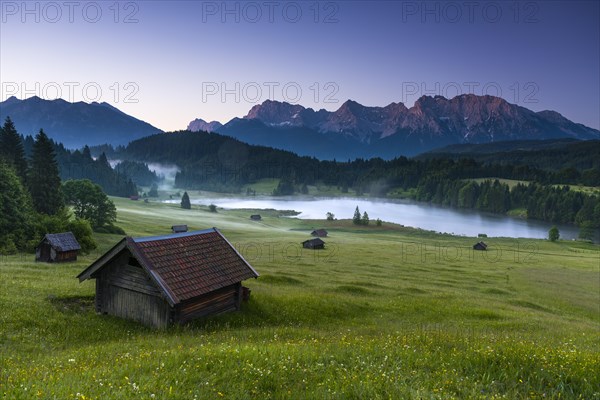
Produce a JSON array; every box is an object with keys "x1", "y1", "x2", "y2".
[
  {"x1": 473, "y1": 241, "x2": 488, "y2": 251},
  {"x1": 171, "y1": 224, "x2": 188, "y2": 233},
  {"x1": 311, "y1": 229, "x2": 328, "y2": 237},
  {"x1": 250, "y1": 214, "x2": 262, "y2": 221},
  {"x1": 130, "y1": 195, "x2": 139, "y2": 201},
  {"x1": 303, "y1": 238, "x2": 325, "y2": 250},
  {"x1": 36, "y1": 232, "x2": 81, "y2": 263},
  {"x1": 77, "y1": 228, "x2": 259, "y2": 328}
]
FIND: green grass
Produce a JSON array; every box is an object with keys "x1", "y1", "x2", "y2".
[
  {"x1": 468, "y1": 178, "x2": 529, "y2": 189},
  {"x1": 506, "y1": 208, "x2": 528, "y2": 218},
  {"x1": 242, "y1": 179, "x2": 280, "y2": 195},
  {"x1": 138, "y1": 179, "x2": 360, "y2": 201},
  {"x1": 387, "y1": 187, "x2": 418, "y2": 199},
  {"x1": 551, "y1": 184, "x2": 600, "y2": 196},
  {"x1": 1, "y1": 198, "x2": 599, "y2": 399}
]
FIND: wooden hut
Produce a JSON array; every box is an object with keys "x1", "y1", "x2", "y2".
[
  {"x1": 302, "y1": 238, "x2": 325, "y2": 250},
  {"x1": 311, "y1": 229, "x2": 328, "y2": 237},
  {"x1": 171, "y1": 224, "x2": 188, "y2": 233},
  {"x1": 77, "y1": 228, "x2": 259, "y2": 328},
  {"x1": 473, "y1": 241, "x2": 488, "y2": 251},
  {"x1": 250, "y1": 214, "x2": 262, "y2": 221},
  {"x1": 35, "y1": 232, "x2": 81, "y2": 263}
]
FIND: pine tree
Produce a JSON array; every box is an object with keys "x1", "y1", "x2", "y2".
[
  {"x1": 0, "y1": 161, "x2": 34, "y2": 252},
  {"x1": 181, "y1": 191, "x2": 191, "y2": 209},
  {"x1": 578, "y1": 222, "x2": 596, "y2": 241},
  {"x1": 353, "y1": 206, "x2": 361, "y2": 225},
  {"x1": 0, "y1": 116, "x2": 28, "y2": 183},
  {"x1": 362, "y1": 211, "x2": 369, "y2": 225},
  {"x1": 28, "y1": 130, "x2": 64, "y2": 215}
]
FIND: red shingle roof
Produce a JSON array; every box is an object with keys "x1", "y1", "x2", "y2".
[{"x1": 78, "y1": 228, "x2": 258, "y2": 305}]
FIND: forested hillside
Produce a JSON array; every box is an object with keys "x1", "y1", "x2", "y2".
[
  {"x1": 418, "y1": 139, "x2": 600, "y2": 171},
  {"x1": 111, "y1": 130, "x2": 600, "y2": 229},
  {"x1": 22, "y1": 137, "x2": 138, "y2": 197}
]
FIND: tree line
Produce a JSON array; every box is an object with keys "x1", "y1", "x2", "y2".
[
  {"x1": 21, "y1": 137, "x2": 138, "y2": 197},
  {"x1": 0, "y1": 117, "x2": 122, "y2": 254}
]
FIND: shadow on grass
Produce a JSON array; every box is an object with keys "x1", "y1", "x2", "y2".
[
  {"x1": 334, "y1": 285, "x2": 372, "y2": 295},
  {"x1": 184, "y1": 292, "x2": 373, "y2": 332},
  {"x1": 47, "y1": 295, "x2": 95, "y2": 314},
  {"x1": 259, "y1": 274, "x2": 306, "y2": 286}
]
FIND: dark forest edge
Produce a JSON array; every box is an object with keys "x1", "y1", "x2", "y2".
[
  {"x1": 417, "y1": 138, "x2": 599, "y2": 171},
  {"x1": 0, "y1": 117, "x2": 124, "y2": 254}
]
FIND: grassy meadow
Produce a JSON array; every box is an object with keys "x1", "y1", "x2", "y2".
[{"x1": 1, "y1": 196, "x2": 599, "y2": 399}]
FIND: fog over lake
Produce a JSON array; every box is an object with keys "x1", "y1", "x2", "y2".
[{"x1": 167, "y1": 196, "x2": 584, "y2": 240}]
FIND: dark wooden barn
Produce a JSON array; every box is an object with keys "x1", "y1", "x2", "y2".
[
  {"x1": 77, "y1": 228, "x2": 259, "y2": 328},
  {"x1": 171, "y1": 224, "x2": 188, "y2": 233},
  {"x1": 36, "y1": 232, "x2": 81, "y2": 263},
  {"x1": 473, "y1": 241, "x2": 488, "y2": 251},
  {"x1": 311, "y1": 229, "x2": 328, "y2": 237},
  {"x1": 250, "y1": 214, "x2": 262, "y2": 221},
  {"x1": 303, "y1": 238, "x2": 325, "y2": 249}
]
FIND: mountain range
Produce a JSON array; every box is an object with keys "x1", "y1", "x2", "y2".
[
  {"x1": 1, "y1": 94, "x2": 597, "y2": 159},
  {"x1": 189, "y1": 94, "x2": 599, "y2": 159},
  {"x1": 0, "y1": 96, "x2": 162, "y2": 148}
]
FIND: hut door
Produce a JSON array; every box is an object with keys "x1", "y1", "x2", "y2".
[{"x1": 40, "y1": 244, "x2": 51, "y2": 262}]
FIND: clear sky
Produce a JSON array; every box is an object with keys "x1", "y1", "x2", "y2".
[{"x1": 1, "y1": 0, "x2": 598, "y2": 131}]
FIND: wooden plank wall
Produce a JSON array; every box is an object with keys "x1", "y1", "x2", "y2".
[
  {"x1": 55, "y1": 250, "x2": 77, "y2": 262},
  {"x1": 105, "y1": 285, "x2": 170, "y2": 328},
  {"x1": 97, "y1": 254, "x2": 171, "y2": 328},
  {"x1": 176, "y1": 284, "x2": 240, "y2": 324}
]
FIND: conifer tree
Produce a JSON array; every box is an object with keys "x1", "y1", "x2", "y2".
[
  {"x1": 362, "y1": 211, "x2": 369, "y2": 225},
  {"x1": 0, "y1": 116, "x2": 28, "y2": 183},
  {"x1": 0, "y1": 161, "x2": 33, "y2": 251},
  {"x1": 353, "y1": 206, "x2": 361, "y2": 225},
  {"x1": 28, "y1": 130, "x2": 64, "y2": 215},
  {"x1": 181, "y1": 191, "x2": 191, "y2": 209}
]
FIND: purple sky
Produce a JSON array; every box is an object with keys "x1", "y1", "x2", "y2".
[{"x1": 1, "y1": 1, "x2": 598, "y2": 131}]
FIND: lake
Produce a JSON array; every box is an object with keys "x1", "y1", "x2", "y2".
[{"x1": 167, "y1": 196, "x2": 585, "y2": 241}]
